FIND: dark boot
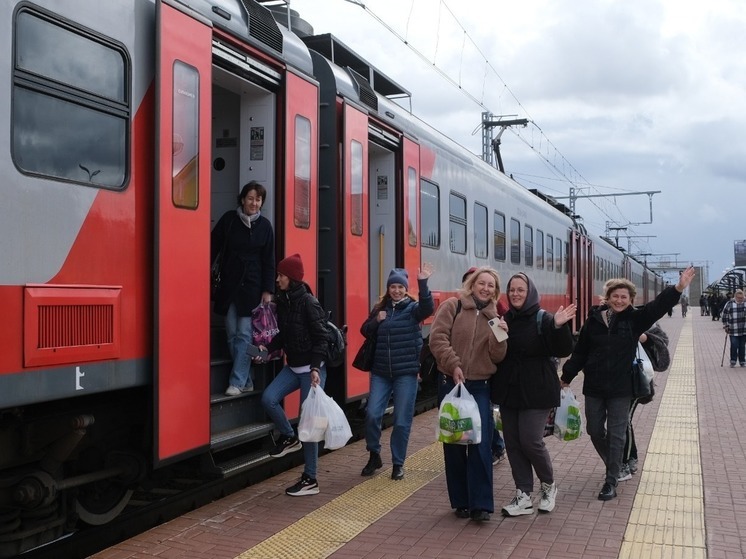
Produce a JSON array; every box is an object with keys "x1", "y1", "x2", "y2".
[{"x1": 361, "y1": 451, "x2": 383, "y2": 476}]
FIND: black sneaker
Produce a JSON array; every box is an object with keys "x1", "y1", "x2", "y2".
[
  {"x1": 270, "y1": 434, "x2": 302, "y2": 458},
  {"x1": 598, "y1": 482, "x2": 617, "y2": 501},
  {"x1": 285, "y1": 473, "x2": 319, "y2": 496},
  {"x1": 492, "y1": 450, "x2": 505, "y2": 465}
]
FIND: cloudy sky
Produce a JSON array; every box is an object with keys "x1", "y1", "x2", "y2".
[{"x1": 289, "y1": 0, "x2": 745, "y2": 286}]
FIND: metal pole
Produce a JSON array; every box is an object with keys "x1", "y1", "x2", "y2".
[{"x1": 721, "y1": 332, "x2": 728, "y2": 367}]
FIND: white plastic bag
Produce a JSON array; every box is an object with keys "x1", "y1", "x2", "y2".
[
  {"x1": 437, "y1": 383, "x2": 482, "y2": 445},
  {"x1": 554, "y1": 387, "x2": 582, "y2": 441},
  {"x1": 298, "y1": 387, "x2": 329, "y2": 443},
  {"x1": 323, "y1": 390, "x2": 352, "y2": 450}
]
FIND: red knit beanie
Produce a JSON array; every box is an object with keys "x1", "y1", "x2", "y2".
[{"x1": 277, "y1": 253, "x2": 304, "y2": 282}]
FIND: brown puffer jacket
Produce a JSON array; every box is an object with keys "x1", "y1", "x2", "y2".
[{"x1": 428, "y1": 295, "x2": 507, "y2": 380}]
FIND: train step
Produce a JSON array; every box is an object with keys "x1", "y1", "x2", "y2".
[
  {"x1": 202, "y1": 446, "x2": 273, "y2": 477},
  {"x1": 210, "y1": 422, "x2": 275, "y2": 453}
]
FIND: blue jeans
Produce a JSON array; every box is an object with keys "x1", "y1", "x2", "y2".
[
  {"x1": 365, "y1": 373, "x2": 418, "y2": 466},
  {"x1": 584, "y1": 395, "x2": 630, "y2": 486},
  {"x1": 262, "y1": 365, "x2": 327, "y2": 479},
  {"x1": 730, "y1": 335, "x2": 746, "y2": 364},
  {"x1": 225, "y1": 303, "x2": 253, "y2": 389},
  {"x1": 438, "y1": 374, "x2": 494, "y2": 513}
]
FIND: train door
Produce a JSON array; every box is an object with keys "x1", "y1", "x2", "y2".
[
  {"x1": 343, "y1": 103, "x2": 371, "y2": 400},
  {"x1": 367, "y1": 128, "x2": 419, "y2": 299},
  {"x1": 155, "y1": 0, "x2": 212, "y2": 464},
  {"x1": 569, "y1": 229, "x2": 593, "y2": 326},
  {"x1": 277, "y1": 70, "x2": 320, "y2": 418}
]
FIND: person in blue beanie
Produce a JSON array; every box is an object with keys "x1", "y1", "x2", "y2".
[{"x1": 360, "y1": 263, "x2": 435, "y2": 480}]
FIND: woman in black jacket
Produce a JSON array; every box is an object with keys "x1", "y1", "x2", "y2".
[
  {"x1": 259, "y1": 253, "x2": 329, "y2": 497},
  {"x1": 491, "y1": 273, "x2": 575, "y2": 517},
  {"x1": 561, "y1": 267, "x2": 695, "y2": 501},
  {"x1": 211, "y1": 181, "x2": 275, "y2": 396}
]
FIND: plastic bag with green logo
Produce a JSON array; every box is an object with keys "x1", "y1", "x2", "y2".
[
  {"x1": 437, "y1": 383, "x2": 482, "y2": 445},
  {"x1": 554, "y1": 387, "x2": 582, "y2": 441}
]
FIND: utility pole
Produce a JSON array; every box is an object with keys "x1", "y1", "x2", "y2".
[
  {"x1": 481, "y1": 112, "x2": 528, "y2": 173},
  {"x1": 555, "y1": 189, "x2": 661, "y2": 223}
]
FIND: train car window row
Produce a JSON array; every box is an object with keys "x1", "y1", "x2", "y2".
[
  {"x1": 420, "y1": 179, "x2": 440, "y2": 248},
  {"x1": 420, "y1": 185, "x2": 568, "y2": 272},
  {"x1": 12, "y1": 8, "x2": 130, "y2": 189}
]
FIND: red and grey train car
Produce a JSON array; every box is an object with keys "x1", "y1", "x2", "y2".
[{"x1": 0, "y1": 0, "x2": 661, "y2": 554}]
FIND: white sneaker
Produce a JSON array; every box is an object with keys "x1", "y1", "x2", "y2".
[
  {"x1": 501, "y1": 489, "x2": 533, "y2": 517},
  {"x1": 538, "y1": 482, "x2": 557, "y2": 513},
  {"x1": 618, "y1": 463, "x2": 632, "y2": 482},
  {"x1": 225, "y1": 386, "x2": 241, "y2": 396}
]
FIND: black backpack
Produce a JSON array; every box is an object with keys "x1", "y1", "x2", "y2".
[{"x1": 325, "y1": 313, "x2": 347, "y2": 367}]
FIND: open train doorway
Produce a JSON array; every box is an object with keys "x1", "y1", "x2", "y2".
[
  {"x1": 368, "y1": 142, "x2": 397, "y2": 306},
  {"x1": 208, "y1": 66, "x2": 277, "y2": 412}
]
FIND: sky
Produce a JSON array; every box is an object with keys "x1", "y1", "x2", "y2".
[{"x1": 288, "y1": 0, "x2": 746, "y2": 286}]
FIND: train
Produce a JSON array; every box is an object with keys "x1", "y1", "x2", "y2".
[{"x1": 0, "y1": 0, "x2": 664, "y2": 555}]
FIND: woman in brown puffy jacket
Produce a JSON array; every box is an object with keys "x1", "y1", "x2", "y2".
[{"x1": 429, "y1": 266, "x2": 507, "y2": 522}]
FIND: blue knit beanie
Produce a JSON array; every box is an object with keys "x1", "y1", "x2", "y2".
[{"x1": 387, "y1": 268, "x2": 409, "y2": 290}]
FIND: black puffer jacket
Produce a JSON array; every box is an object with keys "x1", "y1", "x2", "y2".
[
  {"x1": 211, "y1": 211, "x2": 275, "y2": 316},
  {"x1": 491, "y1": 274, "x2": 574, "y2": 409},
  {"x1": 267, "y1": 282, "x2": 328, "y2": 369},
  {"x1": 561, "y1": 286, "x2": 681, "y2": 399}
]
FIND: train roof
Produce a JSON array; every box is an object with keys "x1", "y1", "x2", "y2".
[{"x1": 177, "y1": 0, "x2": 314, "y2": 76}]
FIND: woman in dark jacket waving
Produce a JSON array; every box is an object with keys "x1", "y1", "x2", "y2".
[
  {"x1": 492, "y1": 273, "x2": 575, "y2": 517},
  {"x1": 359, "y1": 263, "x2": 435, "y2": 481},
  {"x1": 561, "y1": 266, "x2": 695, "y2": 502}
]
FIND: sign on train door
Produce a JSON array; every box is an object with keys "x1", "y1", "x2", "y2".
[
  {"x1": 401, "y1": 137, "x2": 421, "y2": 299},
  {"x1": 154, "y1": 0, "x2": 212, "y2": 464},
  {"x1": 343, "y1": 102, "x2": 370, "y2": 400},
  {"x1": 279, "y1": 70, "x2": 319, "y2": 418}
]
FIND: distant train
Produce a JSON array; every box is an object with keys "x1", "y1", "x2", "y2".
[{"x1": 0, "y1": 0, "x2": 663, "y2": 554}]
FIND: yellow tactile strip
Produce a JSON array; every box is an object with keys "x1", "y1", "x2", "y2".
[
  {"x1": 620, "y1": 318, "x2": 707, "y2": 558},
  {"x1": 234, "y1": 443, "x2": 444, "y2": 559}
]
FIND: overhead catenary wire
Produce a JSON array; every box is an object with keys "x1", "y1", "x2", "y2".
[{"x1": 344, "y1": 0, "x2": 649, "y2": 246}]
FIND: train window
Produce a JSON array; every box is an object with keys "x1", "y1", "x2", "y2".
[
  {"x1": 171, "y1": 62, "x2": 199, "y2": 209},
  {"x1": 510, "y1": 218, "x2": 521, "y2": 264},
  {"x1": 555, "y1": 237, "x2": 562, "y2": 273},
  {"x1": 293, "y1": 116, "x2": 311, "y2": 228},
  {"x1": 546, "y1": 234, "x2": 554, "y2": 271},
  {"x1": 564, "y1": 241, "x2": 569, "y2": 273},
  {"x1": 536, "y1": 230, "x2": 544, "y2": 269},
  {"x1": 420, "y1": 179, "x2": 440, "y2": 248},
  {"x1": 493, "y1": 212, "x2": 506, "y2": 261},
  {"x1": 524, "y1": 224, "x2": 534, "y2": 267},
  {"x1": 407, "y1": 167, "x2": 417, "y2": 246},
  {"x1": 449, "y1": 192, "x2": 467, "y2": 254},
  {"x1": 350, "y1": 140, "x2": 363, "y2": 235},
  {"x1": 474, "y1": 203, "x2": 488, "y2": 258},
  {"x1": 12, "y1": 9, "x2": 129, "y2": 189}
]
